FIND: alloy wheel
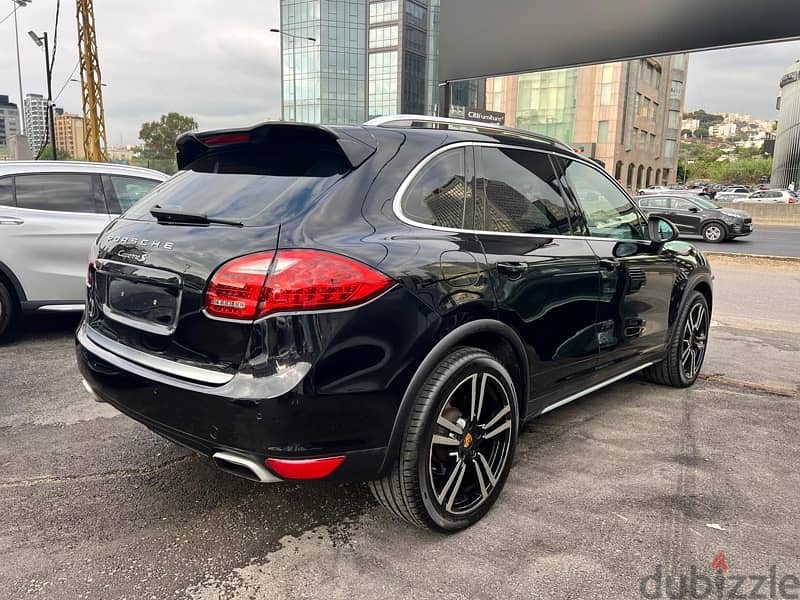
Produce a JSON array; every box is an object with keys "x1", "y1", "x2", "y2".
[
  {"x1": 681, "y1": 302, "x2": 708, "y2": 379},
  {"x1": 428, "y1": 372, "x2": 514, "y2": 516},
  {"x1": 704, "y1": 225, "x2": 723, "y2": 242}
]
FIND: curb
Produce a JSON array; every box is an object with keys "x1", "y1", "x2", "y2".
[{"x1": 703, "y1": 251, "x2": 800, "y2": 264}]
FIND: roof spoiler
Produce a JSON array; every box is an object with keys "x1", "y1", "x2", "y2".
[{"x1": 175, "y1": 122, "x2": 377, "y2": 170}]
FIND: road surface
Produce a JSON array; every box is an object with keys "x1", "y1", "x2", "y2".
[
  {"x1": 0, "y1": 257, "x2": 798, "y2": 600},
  {"x1": 688, "y1": 224, "x2": 799, "y2": 257}
]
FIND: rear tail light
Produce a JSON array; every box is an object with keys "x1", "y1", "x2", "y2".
[
  {"x1": 266, "y1": 456, "x2": 345, "y2": 480},
  {"x1": 204, "y1": 249, "x2": 393, "y2": 320}
]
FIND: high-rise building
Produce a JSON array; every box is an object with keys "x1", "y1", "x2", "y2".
[
  {"x1": 54, "y1": 113, "x2": 87, "y2": 160},
  {"x1": 771, "y1": 60, "x2": 800, "y2": 188},
  {"x1": 0, "y1": 95, "x2": 21, "y2": 158},
  {"x1": 278, "y1": 0, "x2": 440, "y2": 124},
  {"x1": 23, "y1": 94, "x2": 49, "y2": 155},
  {"x1": 484, "y1": 54, "x2": 688, "y2": 188},
  {"x1": 366, "y1": 0, "x2": 437, "y2": 119},
  {"x1": 279, "y1": 0, "x2": 367, "y2": 123}
]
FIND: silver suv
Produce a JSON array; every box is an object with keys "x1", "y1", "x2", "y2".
[{"x1": 0, "y1": 161, "x2": 167, "y2": 340}]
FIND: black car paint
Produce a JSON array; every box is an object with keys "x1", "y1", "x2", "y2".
[{"x1": 76, "y1": 123, "x2": 713, "y2": 483}]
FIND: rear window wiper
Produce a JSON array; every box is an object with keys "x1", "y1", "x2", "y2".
[{"x1": 150, "y1": 206, "x2": 243, "y2": 227}]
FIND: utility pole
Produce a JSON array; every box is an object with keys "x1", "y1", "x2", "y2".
[
  {"x1": 12, "y1": 0, "x2": 29, "y2": 135},
  {"x1": 28, "y1": 30, "x2": 56, "y2": 159}
]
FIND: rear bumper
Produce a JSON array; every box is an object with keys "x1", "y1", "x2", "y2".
[{"x1": 76, "y1": 323, "x2": 399, "y2": 483}]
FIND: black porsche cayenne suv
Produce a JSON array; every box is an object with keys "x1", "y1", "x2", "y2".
[{"x1": 77, "y1": 116, "x2": 713, "y2": 531}]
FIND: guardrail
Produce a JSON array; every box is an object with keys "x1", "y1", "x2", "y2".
[{"x1": 716, "y1": 202, "x2": 800, "y2": 225}]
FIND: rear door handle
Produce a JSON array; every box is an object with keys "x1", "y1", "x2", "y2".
[
  {"x1": 497, "y1": 262, "x2": 527, "y2": 279},
  {"x1": 0, "y1": 216, "x2": 24, "y2": 225},
  {"x1": 599, "y1": 258, "x2": 620, "y2": 271}
]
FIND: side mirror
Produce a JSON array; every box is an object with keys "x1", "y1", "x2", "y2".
[
  {"x1": 689, "y1": 206, "x2": 700, "y2": 213},
  {"x1": 648, "y1": 216, "x2": 678, "y2": 244}
]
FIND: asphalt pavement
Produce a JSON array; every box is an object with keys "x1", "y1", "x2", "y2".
[
  {"x1": 0, "y1": 257, "x2": 798, "y2": 600},
  {"x1": 688, "y1": 224, "x2": 799, "y2": 257}
]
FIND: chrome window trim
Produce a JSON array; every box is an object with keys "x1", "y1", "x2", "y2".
[{"x1": 392, "y1": 141, "x2": 651, "y2": 244}]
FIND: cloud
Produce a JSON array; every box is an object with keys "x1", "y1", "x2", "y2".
[
  {"x1": 2, "y1": 2, "x2": 799, "y2": 145},
  {"x1": 684, "y1": 40, "x2": 800, "y2": 120},
  {"x1": 0, "y1": 0, "x2": 281, "y2": 145}
]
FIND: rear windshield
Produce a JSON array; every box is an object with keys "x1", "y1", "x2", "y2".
[{"x1": 124, "y1": 145, "x2": 350, "y2": 227}]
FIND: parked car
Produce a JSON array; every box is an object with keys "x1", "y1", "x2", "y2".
[
  {"x1": 77, "y1": 116, "x2": 713, "y2": 531},
  {"x1": 741, "y1": 189, "x2": 797, "y2": 204},
  {"x1": 715, "y1": 187, "x2": 751, "y2": 201},
  {"x1": 639, "y1": 184, "x2": 671, "y2": 195},
  {"x1": 636, "y1": 194, "x2": 752, "y2": 242},
  {"x1": 0, "y1": 161, "x2": 168, "y2": 340}
]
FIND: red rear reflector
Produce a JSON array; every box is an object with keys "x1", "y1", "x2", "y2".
[
  {"x1": 266, "y1": 456, "x2": 345, "y2": 480},
  {"x1": 201, "y1": 132, "x2": 251, "y2": 146},
  {"x1": 204, "y1": 249, "x2": 393, "y2": 320}
]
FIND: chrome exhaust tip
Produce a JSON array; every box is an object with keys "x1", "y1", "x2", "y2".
[
  {"x1": 212, "y1": 451, "x2": 282, "y2": 483},
  {"x1": 81, "y1": 378, "x2": 104, "y2": 403}
]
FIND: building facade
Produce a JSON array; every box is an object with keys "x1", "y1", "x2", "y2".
[
  {"x1": 484, "y1": 54, "x2": 688, "y2": 189},
  {"x1": 279, "y1": 0, "x2": 366, "y2": 123},
  {"x1": 0, "y1": 95, "x2": 21, "y2": 158},
  {"x1": 279, "y1": 0, "x2": 441, "y2": 124},
  {"x1": 771, "y1": 60, "x2": 800, "y2": 188},
  {"x1": 54, "y1": 113, "x2": 87, "y2": 160},
  {"x1": 23, "y1": 94, "x2": 49, "y2": 155},
  {"x1": 708, "y1": 122, "x2": 737, "y2": 138}
]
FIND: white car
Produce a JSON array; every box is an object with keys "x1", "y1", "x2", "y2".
[
  {"x1": 0, "y1": 161, "x2": 168, "y2": 340},
  {"x1": 736, "y1": 189, "x2": 797, "y2": 204},
  {"x1": 638, "y1": 185, "x2": 671, "y2": 195}
]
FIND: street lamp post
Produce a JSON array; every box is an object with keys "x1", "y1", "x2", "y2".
[
  {"x1": 12, "y1": 0, "x2": 31, "y2": 136},
  {"x1": 29, "y1": 30, "x2": 56, "y2": 160},
  {"x1": 270, "y1": 28, "x2": 316, "y2": 122}
]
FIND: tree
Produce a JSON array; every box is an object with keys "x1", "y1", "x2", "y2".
[
  {"x1": 139, "y1": 112, "x2": 198, "y2": 159},
  {"x1": 37, "y1": 145, "x2": 73, "y2": 161}
]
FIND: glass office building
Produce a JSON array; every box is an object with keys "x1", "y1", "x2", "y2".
[
  {"x1": 367, "y1": 0, "x2": 434, "y2": 119},
  {"x1": 771, "y1": 60, "x2": 800, "y2": 188},
  {"x1": 279, "y1": 0, "x2": 367, "y2": 123}
]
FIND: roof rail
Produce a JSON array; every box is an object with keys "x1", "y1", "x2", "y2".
[{"x1": 364, "y1": 114, "x2": 573, "y2": 152}]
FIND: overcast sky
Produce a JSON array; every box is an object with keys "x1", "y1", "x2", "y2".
[{"x1": 2, "y1": 1, "x2": 798, "y2": 145}]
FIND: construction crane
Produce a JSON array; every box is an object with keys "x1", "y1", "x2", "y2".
[{"x1": 76, "y1": 0, "x2": 107, "y2": 161}]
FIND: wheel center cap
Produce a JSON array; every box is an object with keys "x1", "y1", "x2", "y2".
[{"x1": 463, "y1": 432, "x2": 474, "y2": 449}]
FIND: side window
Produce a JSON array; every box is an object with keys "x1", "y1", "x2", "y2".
[
  {"x1": 560, "y1": 159, "x2": 645, "y2": 240},
  {"x1": 109, "y1": 176, "x2": 161, "y2": 213},
  {"x1": 767, "y1": 191, "x2": 782, "y2": 199},
  {"x1": 0, "y1": 177, "x2": 13, "y2": 207},
  {"x1": 476, "y1": 147, "x2": 572, "y2": 235},
  {"x1": 643, "y1": 197, "x2": 669, "y2": 209},
  {"x1": 15, "y1": 173, "x2": 105, "y2": 214},
  {"x1": 670, "y1": 197, "x2": 694, "y2": 210},
  {"x1": 402, "y1": 149, "x2": 467, "y2": 229}
]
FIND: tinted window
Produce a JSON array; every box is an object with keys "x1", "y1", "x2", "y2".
[
  {"x1": 640, "y1": 196, "x2": 670, "y2": 208},
  {"x1": 767, "y1": 191, "x2": 782, "y2": 198},
  {"x1": 561, "y1": 160, "x2": 645, "y2": 240},
  {"x1": 109, "y1": 176, "x2": 161, "y2": 212},
  {"x1": 126, "y1": 146, "x2": 350, "y2": 227},
  {"x1": 0, "y1": 177, "x2": 12, "y2": 206},
  {"x1": 15, "y1": 173, "x2": 104, "y2": 213},
  {"x1": 670, "y1": 197, "x2": 694, "y2": 210},
  {"x1": 402, "y1": 149, "x2": 467, "y2": 229},
  {"x1": 476, "y1": 147, "x2": 571, "y2": 235}
]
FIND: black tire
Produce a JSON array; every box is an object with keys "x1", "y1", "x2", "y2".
[
  {"x1": 642, "y1": 291, "x2": 709, "y2": 388},
  {"x1": 0, "y1": 279, "x2": 20, "y2": 343},
  {"x1": 701, "y1": 222, "x2": 727, "y2": 243},
  {"x1": 369, "y1": 346, "x2": 519, "y2": 531}
]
